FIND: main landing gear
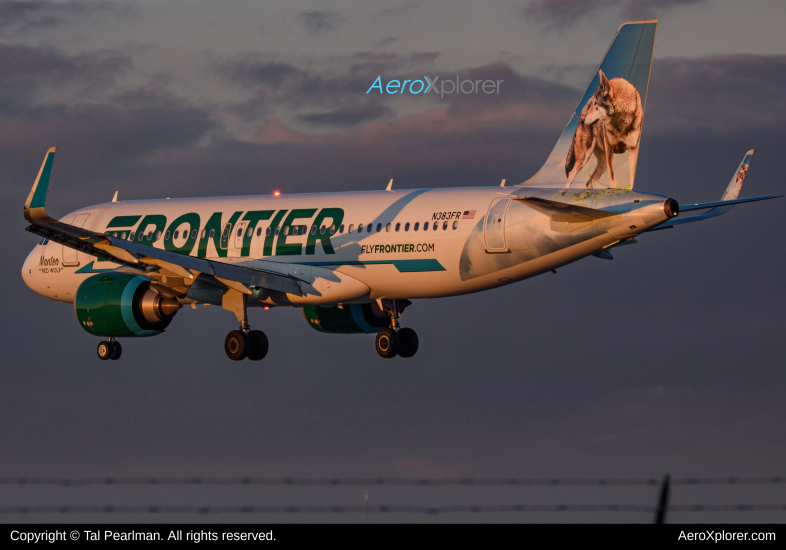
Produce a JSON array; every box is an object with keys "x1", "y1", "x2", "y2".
[
  {"x1": 224, "y1": 326, "x2": 268, "y2": 361},
  {"x1": 97, "y1": 338, "x2": 122, "y2": 361},
  {"x1": 375, "y1": 300, "x2": 419, "y2": 359}
]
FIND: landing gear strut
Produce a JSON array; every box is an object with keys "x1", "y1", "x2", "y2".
[
  {"x1": 97, "y1": 338, "x2": 122, "y2": 361},
  {"x1": 223, "y1": 295, "x2": 268, "y2": 361},
  {"x1": 375, "y1": 299, "x2": 419, "y2": 359}
]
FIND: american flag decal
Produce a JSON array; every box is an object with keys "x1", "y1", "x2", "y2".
[{"x1": 462, "y1": 210, "x2": 476, "y2": 219}]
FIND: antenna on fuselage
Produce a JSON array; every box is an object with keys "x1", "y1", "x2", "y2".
[
  {"x1": 386, "y1": 179, "x2": 393, "y2": 191},
  {"x1": 500, "y1": 179, "x2": 506, "y2": 187},
  {"x1": 112, "y1": 191, "x2": 118, "y2": 202}
]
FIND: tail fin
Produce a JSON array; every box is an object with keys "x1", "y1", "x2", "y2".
[
  {"x1": 721, "y1": 150, "x2": 753, "y2": 201},
  {"x1": 519, "y1": 20, "x2": 658, "y2": 190}
]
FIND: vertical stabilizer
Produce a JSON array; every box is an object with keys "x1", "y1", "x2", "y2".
[{"x1": 519, "y1": 21, "x2": 658, "y2": 190}]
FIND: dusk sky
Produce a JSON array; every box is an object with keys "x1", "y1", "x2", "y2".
[{"x1": 2, "y1": 0, "x2": 785, "y2": 522}]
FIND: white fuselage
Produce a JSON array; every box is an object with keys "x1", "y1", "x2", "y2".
[{"x1": 22, "y1": 186, "x2": 672, "y2": 307}]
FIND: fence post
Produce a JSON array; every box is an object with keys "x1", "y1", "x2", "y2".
[{"x1": 655, "y1": 474, "x2": 671, "y2": 524}]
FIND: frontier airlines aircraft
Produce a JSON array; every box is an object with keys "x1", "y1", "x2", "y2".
[{"x1": 21, "y1": 21, "x2": 778, "y2": 361}]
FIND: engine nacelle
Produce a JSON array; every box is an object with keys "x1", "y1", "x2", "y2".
[
  {"x1": 74, "y1": 273, "x2": 181, "y2": 337},
  {"x1": 302, "y1": 304, "x2": 389, "y2": 334}
]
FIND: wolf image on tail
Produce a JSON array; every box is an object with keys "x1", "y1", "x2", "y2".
[
  {"x1": 564, "y1": 69, "x2": 644, "y2": 189},
  {"x1": 565, "y1": 95, "x2": 608, "y2": 188}
]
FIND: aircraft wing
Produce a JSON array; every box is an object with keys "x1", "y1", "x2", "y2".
[{"x1": 24, "y1": 148, "x2": 303, "y2": 296}]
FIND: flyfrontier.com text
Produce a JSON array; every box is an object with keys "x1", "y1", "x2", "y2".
[{"x1": 366, "y1": 76, "x2": 503, "y2": 97}]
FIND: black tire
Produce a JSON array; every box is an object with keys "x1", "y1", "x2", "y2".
[
  {"x1": 375, "y1": 328, "x2": 399, "y2": 358},
  {"x1": 247, "y1": 330, "x2": 269, "y2": 361},
  {"x1": 109, "y1": 341, "x2": 123, "y2": 360},
  {"x1": 224, "y1": 330, "x2": 249, "y2": 361},
  {"x1": 97, "y1": 341, "x2": 111, "y2": 361},
  {"x1": 397, "y1": 328, "x2": 419, "y2": 358}
]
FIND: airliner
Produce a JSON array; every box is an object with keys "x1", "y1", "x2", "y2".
[{"x1": 21, "y1": 21, "x2": 778, "y2": 361}]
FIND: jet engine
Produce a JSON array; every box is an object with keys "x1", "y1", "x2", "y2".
[{"x1": 74, "y1": 272, "x2": 181, "y2": 337}]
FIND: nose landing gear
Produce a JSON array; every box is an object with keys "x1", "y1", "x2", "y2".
[{"x1": 374, "y1": 299, "x2": 419, "y2": 359}]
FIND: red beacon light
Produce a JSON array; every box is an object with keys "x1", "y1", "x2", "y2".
[{"x1": 273, "y1": 191, "x2": 281, "y2": 196}]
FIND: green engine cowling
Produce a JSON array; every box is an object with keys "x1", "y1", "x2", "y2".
[
  {"x1": 302, "y1": 304, "x2": 389, "y2": 334},
  {"x1": 75, "y1": 272, "x2": 181, "y2": 337}
]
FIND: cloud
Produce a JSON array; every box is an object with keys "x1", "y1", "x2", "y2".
[
  {"x1": 297, "y1": 10, "x2": 343, "y2": 33},
  {"x1": 645, "y1": 54, "x2": 786, "y2": 135},
  {"x1": 215, "y1": 51, "x2": 439, "y2": 128},
  {"x1": 523, "y1": 0, "x2": 708, "y2": 28},
  {"x1": 0, "y1": 0, "x2": 117, "y2": 33},
  {"x1": 296, "y1": 103, "x2": 392, "y2": 128},
  {"x1": 0, "y1": 43, "x2": 131, "y2": 112}
]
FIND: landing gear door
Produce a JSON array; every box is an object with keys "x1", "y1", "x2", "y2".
[
  {"x1": 484, "y1": 198, "x2": 510, "y2": 252},
  {"x1": 62, "y1": 213, "x2": 90, "y2": 266}
]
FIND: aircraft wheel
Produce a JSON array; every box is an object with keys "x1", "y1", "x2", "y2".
[
  {"x1": 109, "y1": 341, "x2": 123, "y2": 360},
  {"x1": 97, "y1": 341, "x2": 112, "y2": 361},
  {"x1": 247, "y1": 330, "x2": 269, "y2": 361},
  {"x1": 375, "y1": 328, "x2": 399, "y2": 359},
  {"x1": 225, "y1": 330, "x2": 249, "y2": 361},
  {"x1": 397, "y1": 328, "x2": 419, "y2": 358}
]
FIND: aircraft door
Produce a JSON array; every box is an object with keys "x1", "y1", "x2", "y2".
[
  {"x1": 484, "y1": 198, "x2": 510, "y2": 252},
  {"x1": 62, "y1": 213, "x2": 90, "y2": 266},
  {"x1": 228, "y1": 221, "x2": 248, "y2": 258}
]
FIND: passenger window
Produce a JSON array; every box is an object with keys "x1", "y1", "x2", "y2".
[
  {"x1": 165, "y1": 231, "x2": 171, "y2": 240},
  {"x1": 283, "y1": 226, "x2": 289, "y2": 236},
  {"x1": 433, "y1": 222, "x2": 438, "y2": 231},
  {"x1": 358, "y1": 224, "x2": 363, "y2": 233},
  {"x1": 423, "y1": 222, "x2": 428, "y2": 231},
  {"x1": 275, "y1": 227, "x2": 280, "y2": 236},
  {"x1": 201, "y1": 230, "x2": 206, "y2": 239},
  {"x1": 257, "y1": 227, "x2": 262, "y2": 237},
  {"x1": 311, "y1": 225, "x2": 317, "y2": 235},
  {"x1": 395, "y1": 223, "x2": 400, "y2": 232},
  {"x1": 148, "y1": 232, "x2": 154, "y2": 241},
  {"x1": 265, "y1": 227, "x2": 270, "y2": 236},
  {"x1": 452, "y1": 221, "x2": 458, "y2": 230},
  {"x1": 222, "y1": 228, "x2": 229, "y2": 239},
  {"x1": 247, "y1": 227, "x2": 253, "y2": 237},
  {"x1": 442, "y1": 221, "x2": 447, "y2": 230},
  {"x1": 339, "y1": 224, "x2": 344, "y2": 234},
  {"x1": 129, "y1": 232, "x2": 135, "y2": 241},
  {"x1": 209, "y1": 229, "x2": 215, "y2": 238},
  {"x1": 321, "y1": 225, "x2": 326, "y2": 234},
  {"x1": 413, "y1": 222, "x2": 418, "y2": 231},
  {"x1": 386, "y1": 223, "x2": 391, "y2": 232},
  {"x1": 237, "y1": 227, "x2": 243, "y2": 237},
  {"x1": 348, "y1": 224, "x2": 354, "y2": 233},
  {"x1": 405, "y1": 223, "x2": 410, "y2": 231},
  {"x1": 330, "y1": 224, "x2": 336, "y2": 234},
  {"x1": 376, "y1": 223, "x2": 382, "y2": 232}
]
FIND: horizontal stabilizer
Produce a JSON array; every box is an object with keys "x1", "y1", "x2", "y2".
[
  {"x1": 514, "y1": 197, "x2": 618, "y2": 222},
  {"x1": 679, "y1": 195, "x2": 780, "y2": 213}
]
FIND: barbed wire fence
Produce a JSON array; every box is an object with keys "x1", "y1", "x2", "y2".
[{"x1": 2, "y1": 476, "x2": 784, "y2": 523}]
